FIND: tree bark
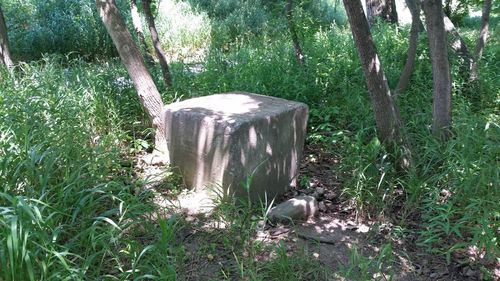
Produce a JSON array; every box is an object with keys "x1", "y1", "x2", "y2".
[
  {"x1": 366, "y1": 0, "x2": 378, "y2": 26},
  {"x1": 0, "y1": 5, "x2": 14, "y2": 70},
  {"x1": 388, "y1": 0, "x2": 398, "y2": 24},
  {"x1": 422, "y1": 0, "x2": 452, "y2": 140},
  {"x1": 343, "y1": 0, "x2": 403, "y2": 144},
  {"x1": 96, "y1": 0, "x2": 168, "y2": 154},
  {"x1": 365, "y1": 0, "x2": 398, "y2": 27},
  {"x1": 142, "y1": 0, "x2": 173, "y2": 88},
  {"x1": 470, "y1": 0, "x2": 492, "y2": 81},
  {"x1": 285, "y1": 0, "x2": 305, "y2": 65},
  {"x1": 405, "y1": 0, "x2": 424, "y2": 31},
  {"x1": 395, "y1": 0, "x2": 421, "y2": 95}
]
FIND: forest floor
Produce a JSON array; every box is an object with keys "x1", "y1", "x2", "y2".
[{"x1": 134, "y1": 143, "x2": 498, "y2": 281}]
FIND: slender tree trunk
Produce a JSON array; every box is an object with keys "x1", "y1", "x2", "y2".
[
  {"x1": 130, "y1": 0, "x2": 148, "y2": 53},
  {"x1": 422, "y1": 0, "x2": 452, "y2": 140},
  {"x1": 365, "y1": 0, "x2": 398, "y2": 27},
  {"x1": 388, "y1": 0, "x2": 398, "y2": 24},
  {"x1": 142, "y1": 0, "x2": 173, "y2": 88},
  {"x1": 0, "y1": 5, "x2": 14, "y2": 70},
  {"x1": 285, "y1": 0, "x2": 305, "y2": 65},
  {"x1": 395, "y1": 0, "x2": 421, "y2": 96},
  {"x1": 343, "y1": 0, "x2": 403, "y2": 144},
  {"x1": 443, "y1": 15, "x2": 472, "y2": 77},
  {"x1": 405, "y1": 0, "x2": 424, "y2": 31},
  {"x1": 470, "y1": 0, "x2": 492, "y2": 81},
  {"x1": 96, "y1": 0, "x2": 168, "y2": 154},
  {"x1": 366, "y1": 0, "x2": 378, "y2": 27}
]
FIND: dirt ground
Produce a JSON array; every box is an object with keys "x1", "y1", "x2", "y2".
[{"x1": 136, "y1": 143, "x2": 499, "y2": 281}]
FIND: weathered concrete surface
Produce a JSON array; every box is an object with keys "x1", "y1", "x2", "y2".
[{"x1": 163, "y1": 92, "x2": 308, "y2": 200}]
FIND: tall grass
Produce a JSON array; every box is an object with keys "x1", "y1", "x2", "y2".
[
  {"x1": 0, "y1": 56, "x2": 180, "y2": 280},
  {"x1": 0, "y1": 0, "x2": 498, "y2": 277},
  {"x1": 1, "y1": 0, "x2": 132, "y2": 60}
]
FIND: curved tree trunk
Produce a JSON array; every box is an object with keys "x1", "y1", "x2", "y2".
[
  {"x1": 129, "y1": 0, "x2": 154, "y2": 63},
  {"x1": 405, "y1": 0, "x2": 424, "y2": 31},
  {"x1": 0, "y1": 5, "x2": 14, "y2": 70},
  {"x1": 422, "y1": 0, "x2": 452, "y2": 140},
  {"x1": 96, "y1": 0, "x2": 168, "y2": 155},
  {"x1": 395, "y1": 0, "x2": 421, "y2": 95},
  {"x1": 142, "y1": 0, "x2": 173, "y2": 88},
  {"x1": 285, "y1": 0, "x2": 305, "y2": 65},
  {"x1": 344, "y1": 0, "x2": 403, "y2": 144},
  {"x1": 470, "y1": 0, "x2": 492, "y2": 81}
]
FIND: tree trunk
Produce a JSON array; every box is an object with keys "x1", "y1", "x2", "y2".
[
  {"x1": 365, "y1": 0, "x2": 398, "y2": 27},
  {"x1": 422, "y1": 0, "x2": 452, "y2": 140},
  {"x1": 443, "y1": 15, "x2": 472, "y2": 77},
  {"x1": 405, "y1": 0, "x2": 424, "y2": 31},
  {"x1": 285, "y1": 0, "x2": 305, "y2": 65},
  {"x1": 142, "y1": 0, "x2": 173, "y2": 88},
  {"x1": 395, "y1": 0, "x2": 421, "y2": 96},
  {"x1": 0, "y1": 5, "x2": 13, "y2": 70},
  {"x1": 96, "y1": 0, "x2": 168, "y2": 155},
  {"x1": 343, "y1": 0, "x2": 403, "y2": 144},
  {"x1": 470, "y1": 0, "x2": 492, "y2": 81},
  {"x1": 388, "y1": 0, "x2": 398, "y2": 24}
]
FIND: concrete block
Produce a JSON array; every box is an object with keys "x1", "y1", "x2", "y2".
[{"x1": 163, "y1": 92, "x2": 308, "y2": 200}]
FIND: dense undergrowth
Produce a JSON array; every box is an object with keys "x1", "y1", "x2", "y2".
[
  {"x1": 0, "y1": 58, "x2": 185, "y2": 279},
  {"x1": 1, "y1": 0, "x2": 499, "y2": 279}
]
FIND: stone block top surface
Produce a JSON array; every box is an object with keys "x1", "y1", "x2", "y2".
[{"x1": 164, "y1": 92, "x2": 307, "y2": 130}]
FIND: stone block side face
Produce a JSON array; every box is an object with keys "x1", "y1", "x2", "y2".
[
  {"x1": 163, "y1": 92, "x2": 308, "y2": 200},
  {"x1": 224, "y1": 105, "x2": 308, "y2": 199},
  {"x1": 164, "y1": 108, "x2": 230, "y2": 191}
]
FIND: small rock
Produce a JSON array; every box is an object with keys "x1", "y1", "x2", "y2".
[
  {"x1": 316, "y1": 187, "x2": 325, "y2": 195},
  {"x1": 318, "y1": 201, "x2": 327, "y2": 212},
  {"x1": 302, "y1": 188, "x2": 314, "y2": 195},
  {"x1": 325, "y1": 192, "x2": 335, "y2": 200},
  {"x1": 141, "y1": 153, "x2": 168, "y2": 166},
  {"x1": 312, "y1": 192, "x2": 320, "y2": 199},
  {"x1": 256, "y1": 220, "x2": 266, "y2": 229},
  {"x1": 429, "y1": 272, "x2": 438, "y2": 278},
  {"x1": 464, "y1": 268, "x2": 476, "y2": 277},
  {"x1": 268, "y1": 196, "x2": 319, "y2": 224}
]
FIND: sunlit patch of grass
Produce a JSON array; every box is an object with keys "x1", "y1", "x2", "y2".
[{"x1": 156, "y1": 0, "x2": 212, "y2": 60}]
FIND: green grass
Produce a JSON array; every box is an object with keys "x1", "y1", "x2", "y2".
[
  {"x1": 0, "y1": 56, "x2": 180, "y2": 280},
  {"x1": 1, "y1": 0, "x2": 499, "y2": 279},
  {"x1": 168, "y1": 19, "x2": 499, "y2": 262}
]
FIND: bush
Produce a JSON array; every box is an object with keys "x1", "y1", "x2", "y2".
[{"x1": 1, "y1": 0, "x2": 132, "y2": 60}]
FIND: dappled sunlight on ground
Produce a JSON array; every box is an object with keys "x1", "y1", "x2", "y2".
[{"x1": 134, "y1": 141, "x2": 495, "y2": 280}]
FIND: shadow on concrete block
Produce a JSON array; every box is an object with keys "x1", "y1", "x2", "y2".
[{"x1": 163, "y1": 92, "x2": 308, "y2": 201}]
